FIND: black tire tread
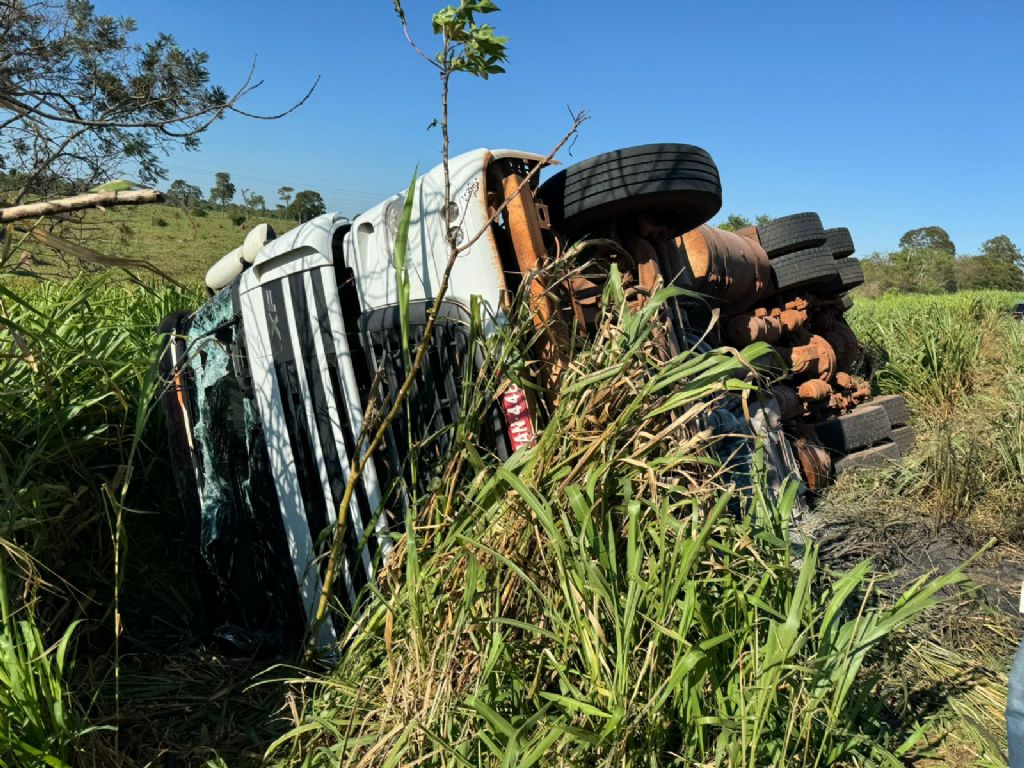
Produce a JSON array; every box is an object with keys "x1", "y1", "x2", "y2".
[
  {"x1": 770, "y1": 246, "x2": 838, "y2": 292},
  {"x1": 824, "y1": 227, "x2": 856, "y2": 259},
  {"x1": 540, "y1": 143, "x2": 722, "y2": 238},
  {"x1": 756, "y1": 212, "x2": 826, "y2": 257},
  {"x1": 814, "y1": 404, "x2": 892, "y2": 454},
  {"x1": 871, "y1": 394, "x2": 910, "y2": 427},
  {"x1": 563, "y1": 172, "x2": 721, "y2": 208},
  {"x1": 838, "y1": 257, "x2": 864, "y2": 289},
  {"x1": 834, "y1": 440, "x2": 901, "y2": 473},
  {"x1": 558, "y1": 143, "x2": 715, "y2": 171},
  {"x1": 820, "y1": 257, "x2": 865, "y2": 296},
  {"x1": 561, "y1": 157, "x2": 719, "y2": 194},
  {"x1": 892, "y1": 425, "x2": 915, "y2": 456}
]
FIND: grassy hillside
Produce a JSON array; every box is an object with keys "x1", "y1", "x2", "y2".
[{"x1": 80, "y1": 203, "x2": 303, "y2": 285}]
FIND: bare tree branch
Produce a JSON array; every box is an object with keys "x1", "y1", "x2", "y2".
[
  {"x1": 0, "y1": 189, "x2": 164, "y2": 223},
  {"x1": 391, "y1": 1, "x2": 441, "y2": 69},
  {"x1": 228, "y1": 75, "x2": 321, "y2": 120}
]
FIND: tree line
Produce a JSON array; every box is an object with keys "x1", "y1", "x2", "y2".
[
  {"x1": 860, "y1": 226, "x2": 1023, "y2": 294},
  {"x1": 164, "y1": 172, "x2": 327, "y2": 223}
]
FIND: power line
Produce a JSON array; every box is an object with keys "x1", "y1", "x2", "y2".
[
  {"x1": 167, "y1": 159, "x2": 387, "y2": 193},
  {"x1": 165, "y1": 160, "x2": 395, "y2": 202}
]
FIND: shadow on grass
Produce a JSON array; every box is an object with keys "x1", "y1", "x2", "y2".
[
  {"x1": 74, "y1": 429, "x2": 302, "y2": 767},
  {"x1": 82, "y1": 651, "x2": 295, "y2": 767}
]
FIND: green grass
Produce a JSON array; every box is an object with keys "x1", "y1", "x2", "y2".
[
  {"x1": 820, "y1": 290, "x2": 1024, "y2": 764},
  {"x1": 0, "y1": 277, "x2": 203, "y2": 765},
  {"x1": 0, "y1": 269, "x2": 1020, "y2": 765},
  {"x1": 88, "y1": 180, "x2": 145, "y2": 193},
  {"x1": 266, "y1": 284, "x2": 980, "y2": 767},
  {"x1": 843, "y1": 290, "x2": 1024, "y2": 534},
  {"x1": 0, "y1": 552, "x2": 95, "y2": 768},
  {"x1": 0, "y1": 278, "x2": 198, "y2": 571},
  {"x1": 53, "y1": 204, "x2": 301, "y2": 285}
]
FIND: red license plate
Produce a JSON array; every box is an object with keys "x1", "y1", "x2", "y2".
[{"x1": 500, "y1": 383, "x2": 536, "y2": 451}]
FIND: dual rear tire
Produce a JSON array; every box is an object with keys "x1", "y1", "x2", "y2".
[{"x1": 816, "y1": 395, "x2": 914, "y2": 476}]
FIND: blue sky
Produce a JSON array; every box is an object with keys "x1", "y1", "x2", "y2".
[{"x1": 106, "y1": 1, "x2": 1023, "y2": 256}]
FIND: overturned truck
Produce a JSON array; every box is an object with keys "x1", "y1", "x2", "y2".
[{"x1": 159, "y1": 143, "x2": 911, "y2": 652}]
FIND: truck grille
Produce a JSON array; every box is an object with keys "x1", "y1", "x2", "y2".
[{"x1": 360, "y1": 301, "x2": 510, "y2": 506}]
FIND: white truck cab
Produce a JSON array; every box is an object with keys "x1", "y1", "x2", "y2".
[{"x1": 162, "y1": 148, "x2": 555, "y2": 652}]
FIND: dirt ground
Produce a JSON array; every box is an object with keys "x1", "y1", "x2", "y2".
[{"x1": 799, "y1": 498, "x2": 1024, "y2": 616}]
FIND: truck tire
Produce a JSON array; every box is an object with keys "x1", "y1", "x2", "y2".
[
  {"x1": 770, "y1": 246, "x2": 838, "y2": 291},
  {"x1": 755, "y1": 212, "x2": 826, "y2": 257},
  {"x1": 892, "y1": 425, "x2": 915, "y2": 456},
  {"x1": 539, "y1": 143, "x2": 722, "y2": 237},
  {"x1": 813, "y1": 404, "x2": 892, "y2": 454},
  {"x1": 839, "y1": 293, "x2": 854, "y2": 312},
  {"x1": 838, "y1": 257, "x2": 864, "y2": 289},
  {"x1": 871, "y1": 394, "x2": 910, "y2": 427},
  {"x1": 834, "y1": 440, "x2": 901, "y2": 473},
  {"x1": 821, "y1": 257, "x2": 865, "y2": 296},
  {"x1": 824, "y1": 227, "x2": 855, "y2": 259}
]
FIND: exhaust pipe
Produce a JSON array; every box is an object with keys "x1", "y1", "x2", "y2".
[{"x1": 205, "y1": 223, "x2": 277, "y2": 292}]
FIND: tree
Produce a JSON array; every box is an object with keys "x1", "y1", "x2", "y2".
[
  {"x1": 717, "y1": 214, "x2": 751, "y2": 232},
  {"x1": 166, "y1": 179, "x2": 203, "y2": 207},
  {"x1": 241, "y1": 188, "x2": 265, "y2": 212},
  {"x1": 0, "y1": 1, "x2": 317, "y2": 206},
  {"x1": 210, "y1": 172, "x2": 235, "y2": 207},
  {"x1": 980, "y1": 234, "x2": 1023, "y2": 269},
  {"x1": 716, "y1": 213, "x2": 770, "y2": 232},
  {"x1": 889, "y1": 247, "x2": 957, "y2": 293},
  {"x1": 288, "y1": 189, "x2": 325, "y2": 222},
  {"x1": 859, "y1": 253, "x2": 891, "y2": 297},
  {"x1": 861, "y1": 247, "x2": 957, "y2": 294},
  {"x1": 956, "y1": 255, "x2": 1024, "y2": 291},
  {"x1": 898, "y1": 226, "x2": 955, "y2": 256},
  {"x1": 868, "y1": 226, "x2": 958, "y2": 293},
  {"x1": 278, "y1": 185, "x2": 295, "y2": 209},
  {"x1": 955, "y1": 235, "x2": 1024, "y2": 290}
]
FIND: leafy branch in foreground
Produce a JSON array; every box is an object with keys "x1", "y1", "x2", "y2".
[{"x1": 1, "y1": 0, "x2": 318, "y2": 203}]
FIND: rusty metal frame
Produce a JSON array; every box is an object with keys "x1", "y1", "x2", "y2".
[{"x1": 491, "y1": 159, "x2": 570, "y2": 394}]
